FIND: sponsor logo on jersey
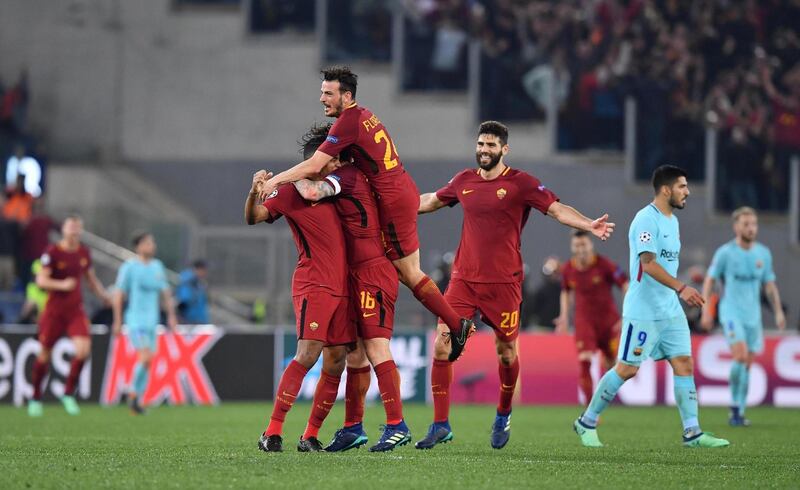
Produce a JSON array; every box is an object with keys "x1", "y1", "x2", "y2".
[
  {"x1": 660, "y1": 249, "x2": 679, "y2": 261},
  {"x1": 461, "y1": 189, "x2": 474, "y2": 195},
  {"x1": 496, "y1": 188, "x2": 507, "y2": 200}
]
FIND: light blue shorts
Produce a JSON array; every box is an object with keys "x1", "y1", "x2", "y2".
[
  {"x1": 720, "y1": 316, "x2": 764, "y2": 354},
  {"x1": 618, "y1": 316, "x2": 691, "y2": 366},
  {"x1": 128, "y1": 328, "x2": 157, "y2": 351}
]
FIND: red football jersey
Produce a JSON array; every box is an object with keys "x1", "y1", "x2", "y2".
[
  {"x1": 317, "y1": 104, "x2": 410, "y2": 204},
  {"x1": 561, "y1": 254, "x2": 627, "y2": 323},
  {"x1": 263, "y1": 184, "x2": 348, "y2": 297},
  {"x1": 436, "y1": 166, "x2": 559, "y2": 283},
  {"x1": 322, "y1": 165, "x2": 385, "y2": 267},
  {"x1": 40, "y1": 243, "x2": 92, "y2": 312}
]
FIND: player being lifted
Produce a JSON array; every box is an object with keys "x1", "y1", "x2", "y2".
[
  {"x1": 28, "y1": 215, "x2": 111, "y2": 416},
  {"x1": 246, "y1": 164, "x2": 354, "y2": 453},
  {"x1": 257, "y1": 66, "x2": 474, "y2": 361},
  {"x1": 288, "y1": 123, "x2": 410, "y2": 452},
  {"x1": 415, "y1": 121, "x2": 615, "y2": 450},
  {"x1": 574, "y1": 165, "x2": 729, "y2": 448},
  {"x1": 556, "y1": 230, "x2": 628, "y2": 405},
  {"x1": 111, "y1": 232, "x2": 178, "y2": 415},
  {"x1": 701, "y1": 207, "x2": 785, "y2": 426}
]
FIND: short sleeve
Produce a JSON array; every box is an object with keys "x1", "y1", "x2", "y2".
[
  {"x1": 435, "y1": 174, "x2": 461, "y2": 207},
  {"x1": 631, "y1": 214, "x2": 658, "y2": 256},
  {"x1": 520, "y1": 173, "x2": 559, "y2": 214},
  {"x1": 40, "y1": 246, "x2": 55, "y2": 268},
  {"x1": 262, "y1": 186, "x2": 287, "y2": 223},
  {"x1": 762, "y1": 249, "x2": 776, "y2": 283},
  {"x1": 707, "y1": 247, "x2": 727, "y2": 280},
  {"x1": 605, "y1": 257, "x2": 628, "y2": 286},
  {"x1": 317, "y1": 112, "x2": 358, "y2": 158},
  {"x1": 115, "y1": 262, "x2": 131, "y2": 293},
  {"x1": 326, "y1": 166, "x2": 357, "y2": 196}
]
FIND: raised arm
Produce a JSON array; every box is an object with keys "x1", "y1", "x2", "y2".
[
  {"x1": 546, "y1": 202, "x2": 615, "y2": 241},
  {"x1": 639, "y1": 252, "x2": 704, "y2": 307},
  {"x1": 764, "y1": 281, "x2": 786, "y2": 330},
  {"x1": 245, "y1": 171, "x2": 273, "y2": 225},
  {"x1": 259, "y1": 151, "x2": 334, "y2": 200},
  {"x1": 419, "y1": 193, "x2": 448, "y2": 214},
  {"x1": 294, "y1": 179, "x2": 337, "y2": 202}
]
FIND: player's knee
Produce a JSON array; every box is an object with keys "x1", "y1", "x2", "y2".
[
  {"x1": 323, "y1": 347, "x2": 348, "y2": 375},
  {"x1": 346, "y1": 348, "x2": 369, "y2": 369},
  {"x1": 671, "y1": 356, "x2": 694, "y2": 376},
  {"x1": 295, "y1": 344, "x2": 323, "y2": 369},
  {"x1": 364, "y1": 339, "x2": 392, "y2": 366},
  {"x1": 496, "y1": 344, "x2": 516, "y2": 366},
  {"x1": 615, "y1": 362, "x2": 638, "y2": 380}
]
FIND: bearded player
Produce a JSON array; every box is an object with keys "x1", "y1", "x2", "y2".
[
  {"x1": 574, "y1": 165, "x2": 728, "y2": 448},
  {"x1": 258, "y1": 66, "x2": 474, "y2": 361},
  {"x1": 28, "y1": 215, "x2": 111, "y2": 417},
  {"x1": 555, "y1": 230, "x2": 628, "y2": 405},
  {"x1": 415, "y1": 121, "x2": 615, "y2": 450},
  {"x1": 700, "y1": 207, "x2": 785, "y2": 426},
  {"x1": 289, "y1": 123, "x2": 410, "y2": 452},
  {"x1": 246, "y1": 169, "x2": 354, "y2": 453}
]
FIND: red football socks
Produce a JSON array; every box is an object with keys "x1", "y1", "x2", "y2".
[
  {"x1": 579, "y1": 360, "x2": 593, "y2": 405},
  {"x1": 431, "y1": 359, "x2": 453, "y2": 423},
  {"x1": 344, "y1": 365, "x2": 371, "y2": 427},
  {"x1": 64, "y1": 358, "x2": 85, "y2": 396},
  {"x1": 374, "y1": 360, "x2": 403, "y2": 425},
  {"x1": 303, "y1": 370, "x2": 342, "y2": 440},
  {"x1": 497, "y1": 356, "x2": 520, "y2": 416},
  {"x1": 31, "y1": 359, "x2": 49, "y2": 401},
  {"x1": 412, "y1": 276, "x2": 462, "y2": 333},
  {"x1": 265, "y1": 360, "x2": 309, "y2": 436}
]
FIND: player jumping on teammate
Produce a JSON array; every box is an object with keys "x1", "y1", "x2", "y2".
[
  {"x1": 574, "y1": 165, "x2": 729, "y2": 448},
  {"x1": 257, "y1": 66, "x2": 475, "y2": 361},
  {"x1": 700, "y1": 207, "x2": 785, "y2": 426},
  {"x1": 556, "y1": 230, "x2": 628, "y2": 405},
  {"x1": 28, "y1": 215, "x2": 111, "y2": 417},
  {"x1": 288, "y1": 123, "x2": 411, "y2": 452},
  {"x1": 415, "y1": 121, "x2": 615, "y2": 450}
]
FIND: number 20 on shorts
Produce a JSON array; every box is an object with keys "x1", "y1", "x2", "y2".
[{"x1": 500, "y1": 311, "x2": 519, "y2": 329}]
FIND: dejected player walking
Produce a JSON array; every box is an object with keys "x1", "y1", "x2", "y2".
[
  {"x1": 415, "y1": 121, "x2": 615, "y2": 450},
  {"x1": 258, "y1": 66, "x2": 475, "y2": 361},
  {"x1": 574, "y1": 165, "x2": 729, "y2": 448},
  {"x1": 556, "y1": 230, "x2": 628, "y2": 405}
]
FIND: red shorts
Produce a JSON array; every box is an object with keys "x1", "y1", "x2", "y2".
[
  {"x1": 293, "y1": 291, "x2": 355, "y2": 346},
  {"x1": 349, "y1": 257, "x2": 398, "y2": 340},
  {"x1": 38, "y1": 306, "x2": 90, "y2": 349},
  {"x1": 441, "y1": 279, "x2": 522, "y2": 341},
  {"x1": 574, "y1": 315, "x2": 621, "y2": 357},
  {"x1": 379, "y1": 172, "x2": 420, "y2": 261}
]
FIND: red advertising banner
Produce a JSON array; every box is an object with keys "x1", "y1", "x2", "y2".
[{"x1": 447, "y1": 333, "x2": 800, "y2": 407}]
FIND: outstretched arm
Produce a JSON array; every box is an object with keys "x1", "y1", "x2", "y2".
[
  {"x1": 419, "y1": 193, "x2": 448, "y2": 214},
  {"x1": 259, "y1": 151, "x2": 334, "y2": 199},
  {"x1": 546, "y1": 202, "x2": 615, "y2": 241},
  {"x1": 294, "y1": 179, "x2": 337, "y2": 202},
  {"x1": 639, "y1": 252, "x2": 704, "y2": 307}
]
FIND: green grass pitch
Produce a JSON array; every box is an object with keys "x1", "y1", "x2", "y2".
[{"x1": 1, "y1": 402, "x2": 798, "y2": 489}]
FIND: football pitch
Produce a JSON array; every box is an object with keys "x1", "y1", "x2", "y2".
[{"x1": 1, "y1": 403, "x2": 798, "y2": 489}]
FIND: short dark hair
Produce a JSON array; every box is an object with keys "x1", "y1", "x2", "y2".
[
  {"x1": 192, "y1": 259, "x2": 207, "y2": 269},
  {"x1": 478, "y1": 120, "x2": 509, "y2": 145},
  {"x1": 571, "y1": 229, "x2": 590, "y2": 238},
  {"x1": 131, "y1": 231, "x2": 151, "y2": 248},
  {"x1": 321, "y1": 66, "x2": 358, "y2": 99},
  {"x1": 298, "y1": 122, "x2": 334, "y2": 160},
  {"x1": 651, "y1": 164, "x2": 687, "y2": 193}
]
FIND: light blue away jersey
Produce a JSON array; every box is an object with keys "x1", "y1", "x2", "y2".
[
  {"x1": 622, "y1": 203, "x2": 684, "y2": 321},
  {"x1": 707, "y1": 240, "x2": 775, "y2": 326},
  {"x1": 115, "y1": 258, "x2": 169, "y2": 329}
]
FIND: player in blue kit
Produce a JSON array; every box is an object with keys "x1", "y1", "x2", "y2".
[
  {"x1": 700, "y1": 207, "x2": 785, "y2": 426},
  {"x1": 112, "y1": 232, "x2": 178, "y2": 415},
  {"x1": 573, "y1": 165, "x2": 729, "y2": 448}
]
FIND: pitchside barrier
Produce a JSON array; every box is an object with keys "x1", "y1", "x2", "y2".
[{"x1": 1, "y1": 326, "x2": 798, "y2": 407}]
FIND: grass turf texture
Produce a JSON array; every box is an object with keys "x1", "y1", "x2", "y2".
[{"x1": 1, "y1": 403, "x2": 798, "y2": 489}]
